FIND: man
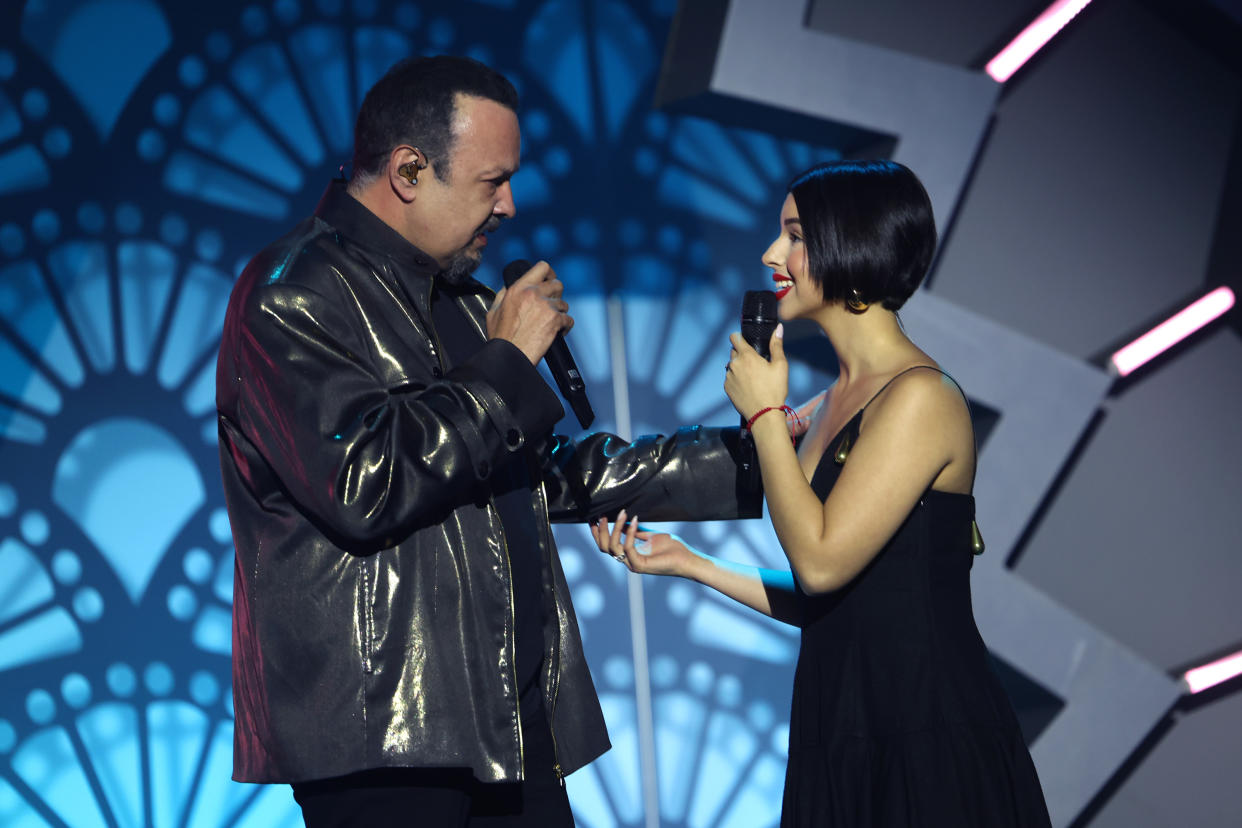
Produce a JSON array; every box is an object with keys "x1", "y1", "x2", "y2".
[{"x1": 217, "y1": 56, "x2": 757, "y2": 826}]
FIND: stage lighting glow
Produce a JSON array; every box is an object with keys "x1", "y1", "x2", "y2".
[
  {"x1": 986, "y1": 0, "x2": 1095, "y2": 83},
  {"x1": 1182, "y1": 649, "x2": 1242, "y2": 694},
  {"x1": 1110, "y1": 287, "x2": 1236, "y2": 377}
]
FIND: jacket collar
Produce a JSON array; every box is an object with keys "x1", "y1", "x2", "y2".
[{"x1": 315, "y1": 179, "x2": 441, "y2": 278}]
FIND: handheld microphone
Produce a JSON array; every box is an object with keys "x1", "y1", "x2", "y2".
[
  {"x1": 502, "y1": 259, "x2": 595, "y2": 429},
  {"x1": 741, "y1": 289, "x2": 780, "y2": 360},
  {"x1": 738, "y1": 290, "x2": 779, "y2": 493}
]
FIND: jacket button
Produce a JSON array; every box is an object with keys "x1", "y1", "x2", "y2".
[
  {"x1": 477, "y1": 461, "x2": 490, "y2": 478},
  {"x1": 431, "y1": 366, "x2": 443, "y2": 378},
  {"x1": 506, "y1": 428, "x2": 522, "y2": 449}
]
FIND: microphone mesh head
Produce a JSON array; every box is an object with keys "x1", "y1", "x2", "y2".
[
  {"x1": 741, "y1": 290, "x2": 779, "y2": 358},
  {"x1": 502, "y1": 259, "x2": 533, "y2": 287}
]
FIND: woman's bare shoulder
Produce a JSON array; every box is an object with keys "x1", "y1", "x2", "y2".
[{"x1": 861, "y1": 366, "x2": 971, "y2": 434}]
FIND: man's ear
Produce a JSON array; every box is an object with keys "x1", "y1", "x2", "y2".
[{"x1": 390, "y1": 146, "x2": 427, "y2": 201}]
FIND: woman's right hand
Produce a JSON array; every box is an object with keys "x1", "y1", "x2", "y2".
[
  {"x1": 725, "y1": 327, "x2": 789, "y2": 422},
  {"x1": 589, "y1": 510, "x2": 699, "y2": 578}
]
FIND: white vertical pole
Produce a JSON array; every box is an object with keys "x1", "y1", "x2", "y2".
[{"x1": 606, "y1": 294, "x2": 660, "y2": 828}]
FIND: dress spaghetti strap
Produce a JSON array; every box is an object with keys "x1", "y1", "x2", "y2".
[
  {"x1": 833, "y1": 365, "x2": 959, "y2": 464},
  {"x1": 859, "y1": 364, "x2": 967, "y2": 415}
]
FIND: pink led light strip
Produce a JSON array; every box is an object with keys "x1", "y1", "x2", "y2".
[
  {"x1": 1183, "y1": 650, "x2": 1242, "y2": 695},
  {"x1": 1110, "y1": 287, "x2": 1236, "y2": 377},
  {"x1": 986, "y1": 0, "x2": 1095, "y2": 83}
]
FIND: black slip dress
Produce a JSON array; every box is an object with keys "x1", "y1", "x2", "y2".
[{"x1": 780, "y1": 367, "x2": 1051, "y2": 827}]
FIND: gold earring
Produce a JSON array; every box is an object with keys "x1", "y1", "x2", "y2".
[{"x1": 845, "y1": 288, "x2": 869, "y2": 314}]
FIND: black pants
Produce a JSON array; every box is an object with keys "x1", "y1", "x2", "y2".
[{"x1": 292, "y1": 707, "x2": 573, "y2": 827}]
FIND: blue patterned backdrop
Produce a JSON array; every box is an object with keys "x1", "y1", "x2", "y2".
[{"x1": 0, "y1": 1, "x2": 843, "y2": 825}]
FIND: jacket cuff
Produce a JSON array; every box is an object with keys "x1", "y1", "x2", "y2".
[{"x1": 450, "y1": 339, "x2": 565, "y2": 439}]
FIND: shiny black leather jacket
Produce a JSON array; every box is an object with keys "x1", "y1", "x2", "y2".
[{"x1": 217, "y1": 182, "x2": 758, "y2": 784}]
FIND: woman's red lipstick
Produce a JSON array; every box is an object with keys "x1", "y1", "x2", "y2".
[{"x1": 772, "y1": 272, "x2": 793, "y2": 300}]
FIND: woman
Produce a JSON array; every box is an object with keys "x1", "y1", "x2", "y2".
[{"x1": 592, "y1": 161, "x2": 1051, "y2": 826}]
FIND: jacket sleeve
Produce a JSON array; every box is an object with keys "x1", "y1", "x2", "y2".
[
  {"x1": 538, "y1": 425, "x2": 763, "y2": 524},
  {"x1": 217, "y1": 273, "x2": 564, "y2": 550}
]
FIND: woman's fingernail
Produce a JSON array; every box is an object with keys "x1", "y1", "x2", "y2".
[{"x1": 775, "y1": 323, "x2": 784, "y2": 339}]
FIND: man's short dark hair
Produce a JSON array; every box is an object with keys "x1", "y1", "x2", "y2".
[
  {"x1": 351, "y1": 55, "x2": 519, "y2": 186},
  {"x1": 788, "y1": 160, "x2": 937, "y2": 311}
]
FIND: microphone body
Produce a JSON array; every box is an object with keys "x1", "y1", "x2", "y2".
[
  {"x1": 738, "y1": 290, "x2": 779, "y2": 497},
  {"x1": 502, "y1": 259, "x2": 595, "y2": 429}
]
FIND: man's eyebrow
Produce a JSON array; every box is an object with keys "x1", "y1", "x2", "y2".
[{"x1": 479, "y1": 165, "x2": 519, "y2": 179}]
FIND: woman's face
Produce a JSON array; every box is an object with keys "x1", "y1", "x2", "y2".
[{"x1": 762, "y1": 193, "x2": 822, "y2": 320}]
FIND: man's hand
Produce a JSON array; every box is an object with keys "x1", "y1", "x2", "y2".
[{"x1": 486, "y1": 260, "x2": 573, "y2": 364}]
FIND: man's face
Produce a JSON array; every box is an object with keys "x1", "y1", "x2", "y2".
[{"x1": 409, "y1": 94, "x2": 520, "y2": 283}]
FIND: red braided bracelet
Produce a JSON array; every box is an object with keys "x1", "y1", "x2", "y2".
[{"x1": 744, "y1": 405, "x2": 801, "y2": 440}]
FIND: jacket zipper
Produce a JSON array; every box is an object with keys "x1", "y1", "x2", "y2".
[
  {"x1": 536, "y1": 481, "x2": 565, "y2": 785},
  {"x1": 480, "y1": 275, "x2": 565, "y2": 785},
  {"x1": 451, "y1": 284, "x2": 526, "y2": 779},
  {"x1": 425, "y1": 276, "x2": 448, "y2": 379},
  {"x1": 495, "y1": 502, "x2": 526, "y2": 779}
]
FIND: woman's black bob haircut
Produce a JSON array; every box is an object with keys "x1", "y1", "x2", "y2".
[{"x1": 787, "y1": 160, "x2": 937, "y2": 311}]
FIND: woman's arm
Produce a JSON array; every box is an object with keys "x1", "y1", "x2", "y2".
[
  {"x1": 728, "y1": 332, "x2": 971, "y2": 595},
  {"x1": 590, "y1": 513, "x2": 803, "y2": 627}
]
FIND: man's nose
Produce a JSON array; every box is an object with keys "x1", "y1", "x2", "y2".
[{"x1": 495, "y1": 180, "x2": 516, "y2": 219}]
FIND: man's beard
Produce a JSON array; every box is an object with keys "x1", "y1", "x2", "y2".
[
  {"x1": 440, "y1": 215, "x2": 502, "y2": 286},
  {"x1": 440, "y1": 248, "x2": 481, "y2": 286}
]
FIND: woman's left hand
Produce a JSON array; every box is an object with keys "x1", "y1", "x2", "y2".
[
  {"x1": 725, "y1": 325, "x2": 788, "y2": 421},
  {"x1": 589, "y1": 512, "x2": 699, "y2": 578}
]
